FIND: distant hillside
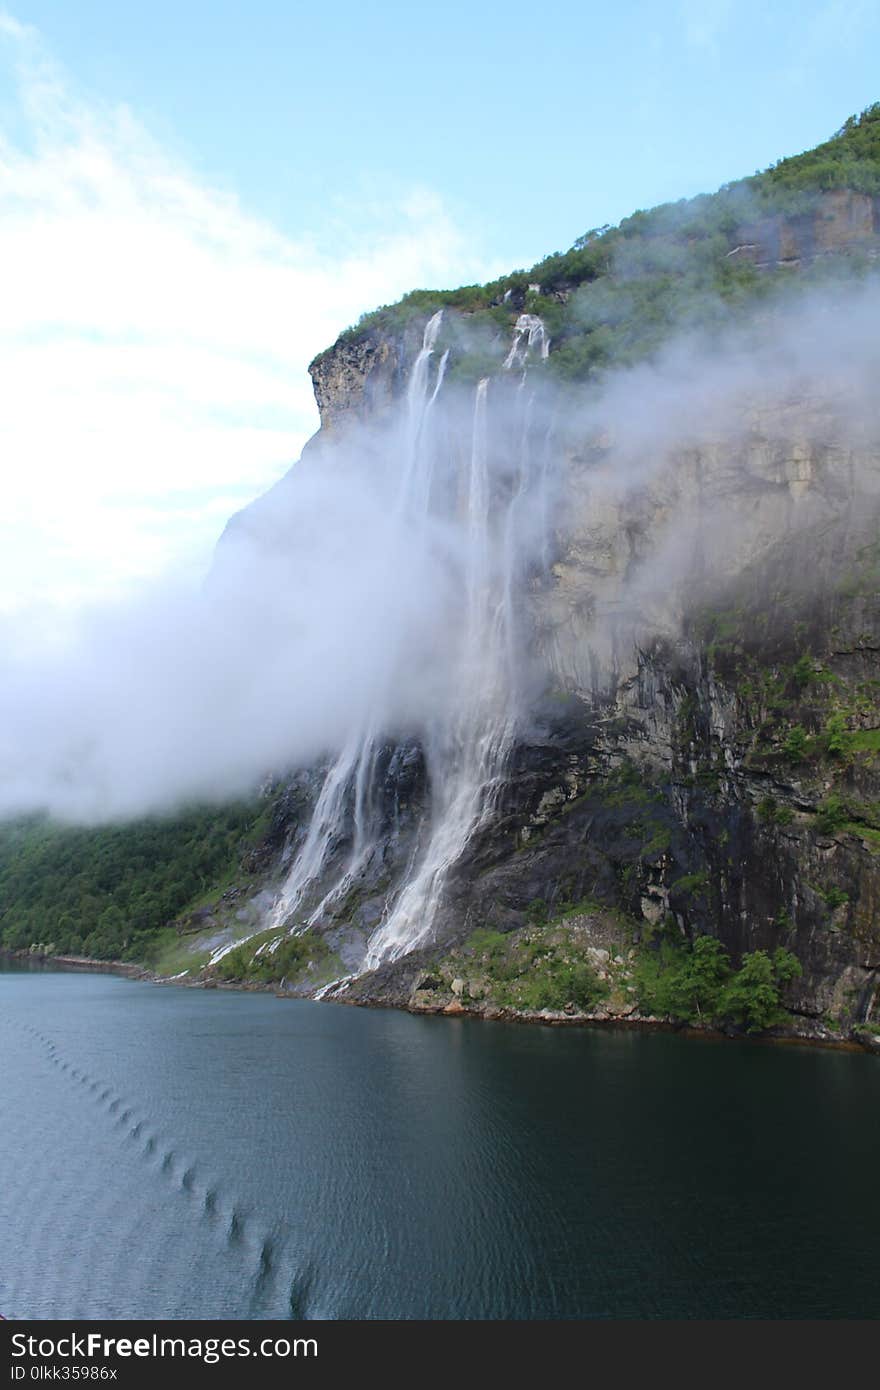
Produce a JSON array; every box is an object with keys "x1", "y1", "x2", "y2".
[{"x1": 0, "y1": 803, "x2": 269, "y2": 962}]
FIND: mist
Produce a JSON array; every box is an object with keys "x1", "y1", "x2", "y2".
[
  {"x1": 0, "y1": 438, "x2": 464, "y2": 821},
  {"x1": 2, "y1": 275, "x2": 879, "y2": 825}
]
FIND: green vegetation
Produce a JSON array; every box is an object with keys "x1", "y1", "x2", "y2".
[
  {"x1": 782, "y1": 725, "x2": 808, "y2": 761},
  {"x1": 215, "y1": 929, "x2": 335, "y2": 987},
  {"x1": 844, "y1": 822, "x2": 880, "y2": 851},
  {"x1": 809, "y1": 790, "x2": 880, "y2": 853},
  {"x1": 462, "y1": 924, "x2": 609, "y2": 1013},
  {"x1": 825, "y1": 711, "x2": 854, "y2": 759},
  {"x1": 850, "y1": 728, "x2": 880, "y2": 754},
  {"x1": 596, "y1": 759, "x2": 660, "y2": 808},
  {"x1": 0, "y1": 803, "x2": 267, "y2": 962},
  {"x1": 814, "y1": 795, "x2": 848, "y2": 834},
  {"x1": 756, "y1": 796, "x2": 794, "y2": 827},
  {"x1": 670, "y1": 871, "x2": 709, "y2": 898},
  {"x1": 635, "y1": 935, "x2": 731, "y2": 1024},
  {"x1": 755, "y1": 105, "x2": 880, "y2": 203},
  {"x1": 642, "y1": 824, "x2": 672, "y2": 856},
  {"x1": 719, "y1": 948, "x2": 802, "y2": 1032},
  {"x1": 144, "y1": 929, "x2": 215, "y2": 978},
  {"x1": 318, "y1": 106, "x2": 880, "y2": 386},
  {"x1": 813, "y1": 885, "x2": 849, "y2": 910},
  {"x1": 791, "y1": 654, "x2": 815, "y2": 690},
  {"x1": 689, "y1": 584, "x2": 880, "y2": 864},
  {"x1": 443, "y1": 916, "x2": 808, "y2": 1037},
  {"x1": 635, "y1": 932, "x2": 802, "y2": 1032}
]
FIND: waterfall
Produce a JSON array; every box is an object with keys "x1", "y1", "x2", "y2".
[
  {"x1": 363, "y1": 378, "x2": 517, "y2": 966},
  {"x1": 269, "y1": 312, "x2": 447, "y2": 931},
  {"x1": 503, "y1": 314, "x2": 550, "y2": 370},
  {"x1": 270, "y1": 310, "x2": 553, "y2": 969}
]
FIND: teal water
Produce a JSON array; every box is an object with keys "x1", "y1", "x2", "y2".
[{"x1": 1, "y1": 965, "x2": 878, "y2": 1320}]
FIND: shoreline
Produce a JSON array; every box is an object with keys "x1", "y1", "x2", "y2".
[{"x1": 3, "y1": 946, "x2": 877, "y2": 1056}]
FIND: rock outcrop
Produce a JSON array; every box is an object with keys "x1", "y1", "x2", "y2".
[
  {"x1": 309, "y1": 319, "x2": 426, "y2": 435},
  {"x1": 730, "y1": 190, "x2": 880, "y2": 267}
]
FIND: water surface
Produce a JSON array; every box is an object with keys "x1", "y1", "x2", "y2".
[{"x1": 1, "y1": 966, "x2": 878, "y2": 1319}]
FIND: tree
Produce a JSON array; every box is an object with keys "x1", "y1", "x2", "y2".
[
  {"x1": 673, "y1": 936, "x2": 731, "y2": 1022},
  {"x1": 634, "y1": 934, "x2": 731, "y2": 1024},
  {"x1": 718, "y1": 948, "x2": 802, "y2": 1031}
]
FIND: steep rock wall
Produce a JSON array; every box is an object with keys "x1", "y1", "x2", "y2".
[{"x1": 287, "y1": 305, "x2": 880, "y2": 1040}]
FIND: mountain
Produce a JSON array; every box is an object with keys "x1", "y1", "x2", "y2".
[
  {"x1": 312, "y1": 101, "x2": 880, "y2": 391},
  {"x1": 3, "y1": 107, "x2": 880, "y2": 1048}
]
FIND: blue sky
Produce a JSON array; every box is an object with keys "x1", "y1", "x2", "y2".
[
  {"x1": 1, "y1": 1, "x2": 878, "y2": 615},
  {"x1": 12, "y1": 0, "x2": 880, "y2": 269}
]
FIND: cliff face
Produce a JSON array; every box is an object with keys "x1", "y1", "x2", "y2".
[
  {"x1": 730, "y1": 189, "x2": 880, "y2": 267},
  {"x1": 177, "y1": 172, "x2": 880, "y2": 1046},
  {"x1": 286, "y1": 251, "x2": 880, "y2": 1043},
  {"x1": 309, "y1": 319, "x2": 426, "y2": 435}
]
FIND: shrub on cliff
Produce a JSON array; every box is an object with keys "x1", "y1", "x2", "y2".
[
  {"x1": 636, "y1": 935, "x2": 802, "y2": 1032},
  {"x1": 635, "y1": 933, "x2": 730, "y2": 1024},
  {"x1": 718, "y1": 949, "x2": 802, "y2": 1032}
]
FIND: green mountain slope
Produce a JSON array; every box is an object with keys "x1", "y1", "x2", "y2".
[
  {"x1": 0, "y1": 803, "x2": 269, "y2": 962},
  {"x1": 317, "y1": 103, "x2": 880, "y2": 384}
]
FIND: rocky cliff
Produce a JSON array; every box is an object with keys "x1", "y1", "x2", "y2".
[
  {"x1": 165, "y1": 123, "x2": 880, "y2": 1048},
  {"x1": 292, "y1": 310, "x2": 880, "y2": 1047},
  {"x1": 4, "y1": 114, "x2": 880, "y2": 1051},
  {"x1": 213, "y1": 181, "x2": 875, "y2": 1048}
]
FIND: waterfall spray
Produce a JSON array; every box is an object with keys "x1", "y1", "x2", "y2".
[
  {"x1": 270, "y1": 310, "x2": 553, "y2": 970},
  {"x1": 269, "y1": 312, "x2": 447, "y2": 931}
]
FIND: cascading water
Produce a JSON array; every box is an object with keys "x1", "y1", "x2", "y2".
[
  {"x1": 503, "y1": 314, "x2": 550, "y2": 370},
  {"x1": 270, "y1": 310, "x2": 553, "y2": 970},
  {"x1": 269, "y1": 311, "x2": 447, "y2": 932},
  {"x1": 364, "y1": 378, "x2": 512, "y2": 965}
]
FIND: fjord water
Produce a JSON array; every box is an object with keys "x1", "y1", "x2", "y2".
[{"x1": 2, "y1": 966, "x2": 879, "y2": 1320}]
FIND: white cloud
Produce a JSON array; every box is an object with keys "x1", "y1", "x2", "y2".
[{"x1": 0, "y1": 14, "x2": 497, "y2": 614}]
